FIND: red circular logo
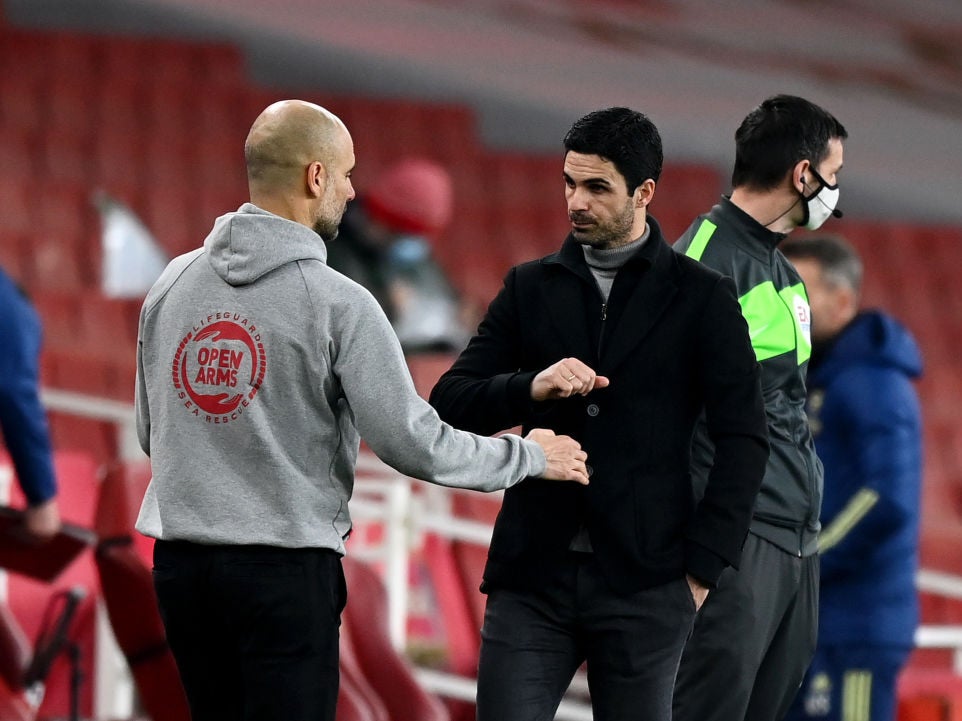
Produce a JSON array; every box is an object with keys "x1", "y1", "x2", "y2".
[{"x1": 172, "y1": 318, "x2": 267, "y2": 418}]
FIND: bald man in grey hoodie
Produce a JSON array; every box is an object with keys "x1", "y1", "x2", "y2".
[{"x1": 135, "y1": 100, "x2": 589, "y2": 721}]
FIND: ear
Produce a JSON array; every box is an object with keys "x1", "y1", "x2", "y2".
[
  {"x1": 838, "y1": 285, "x2": 859, "y2": 324},
  {"x1": 306, "y1": 160, "x2": 327, "y2": 198},
  {"x1": 792, "y1": 159, "x2": 812, "y2": 194},
  {"x1": 635, "y1": 178, "x2": 656, "y2": 208}
]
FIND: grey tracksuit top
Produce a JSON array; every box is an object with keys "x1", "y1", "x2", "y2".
[{"x1": 135, "y1": 204, "x2": 546, "y2": 552}]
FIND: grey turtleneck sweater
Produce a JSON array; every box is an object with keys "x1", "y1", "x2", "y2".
[{"x1": 581, "y1": 225, "x2": 650, "y2": 301}]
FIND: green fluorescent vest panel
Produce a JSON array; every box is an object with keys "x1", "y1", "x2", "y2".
[
  {"x1": 739, "y1": 281, "x2": 812, "y2": 364},
  {"x1": 685, "y1": 220, "x2": 716, "y2": 262},
  {"x1": 683, "y1": 218, "x2": 812, "y2": 364}
]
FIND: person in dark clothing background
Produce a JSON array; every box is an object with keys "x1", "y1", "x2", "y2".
[
  {"x1": 430, "y1": 106, "x2": 769, "y2": 721},
  {"x1": 673, "y1": 94, "x2": 846, "y2": 721},
  {"x1": 0, "y1": 265, "x2": 59, "y2": 541},
  {"x1": 325, "y1": 157, "x2": 473, "y2": 353},
  {"x1": 782, "y1": 235, "x2": 922, "y2": 721}
]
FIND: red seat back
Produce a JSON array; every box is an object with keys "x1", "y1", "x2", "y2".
[
  {"x1": 93, "y1": 464, "x2": 189, "y2": 721},
  {"x1": 0, "y1": 604, "x2": 29, "y2": 692},
  {"x1": 342, "y1": 557, "x2": 449, "y2": 721}
]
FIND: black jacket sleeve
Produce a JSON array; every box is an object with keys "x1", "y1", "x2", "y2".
[
  {"x1": 430, "y1": 267, "x2": 538, "y2": 435},
  {"x1": 685, "y1": 275, "x2": 769, "y2": 585}
]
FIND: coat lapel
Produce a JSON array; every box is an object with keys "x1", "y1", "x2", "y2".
[
  {"x1": 541, "y1": 238, "x2": 598, "y2": 360},
  {"x1": 601, "y1": 237, "x2": 680, "y2": 374},
  {"x1": 541, "y1": 268, "x2": 595, "y2": 360}
]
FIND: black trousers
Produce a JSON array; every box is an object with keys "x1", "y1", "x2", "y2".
[
  {"x1": 673, "y1": 533, "x2": 820, "y2": 721},
  {"x1": 476, "y1": 553, "x2": 697, "y2": 721},
  {"x1": 152, "y1": 540, "x2": 346, "y2": 721}
]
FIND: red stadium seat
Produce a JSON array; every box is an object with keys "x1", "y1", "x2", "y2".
[
  {"x1": 0, "y1": 177, "x2": 35, "y2": 235},
  {"x1": 143, "y1": 187, "x2": 203, "y2": 258},
  {"x1": 0, "y1": 676, "x2": 32, "y2": 721},
  {"x1": 45, "y1": 412, "x2": 118, "y2": 465},
  {"x1": 195, "y1": 42, "x2": 246, "y2": 88},
  {"x1": 93, "y1": 464, "x2": 191, "y2": 721},
  {"x1": 898, "y1": 668, "x2": 962, "y2": 721},
  {"x1": 340, "y1": 626, "x2": 391, "y2": 721},
  {"x1": 95, "y1": 541, "x2": 190, "y2": 721},
  {"x1": 0, "y1": 233, "x2": 32, "y2": 288},
  {"x1": 337, "y1": 668, "x2": 381, "y2": 721},
  {"x1": 0, "y1": 604, "x2": 30, "y2": 694},
  {"x1": 342, "y1": 557, "x2": 449, "y2": 721},
  {"x1": 0, "y1": 31, "x2": 46, "y2": 132},
  {"x1": 75, "y1": 293, "x2": 141, "y2": 356},
  {"x1": 406, "y1": 353, "x2": 457, "y2": 399},
  {"x1": 420, "y1": 533, "x2": 481, "y2": 677},
  {"x1": 91, "y1": 122, "x2": 145, "y2": 199},
  {"x1": 36, "y1": 130, "x2": 93, "y2": 186},
  {"x1": 42, "y1": 77, "x2": 97, "y2": 141},
  {"x1": 33, "y1": 292, "x2": 83, "y2": 350},
  {"x1": 0, "y1": 127, "x2": 37, "y2": 181}
]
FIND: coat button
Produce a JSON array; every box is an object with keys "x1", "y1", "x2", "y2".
[
  {"x1": 587, "y1": 403, "x2": 600, "y2": 417},
  {"x1": 586, "y1": 464, "x2": 594, "y2": 477}
]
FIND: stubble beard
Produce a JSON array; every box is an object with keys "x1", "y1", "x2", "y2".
[
  {"x1": 571, "y1": 200, "x2": 635, "y2": 249},
  {"x1": 314, "y1": 217, "x2": 339, "y2": 241},
  {"x1": 314, "y1": 202, "x2": 345, "y2": 242}
]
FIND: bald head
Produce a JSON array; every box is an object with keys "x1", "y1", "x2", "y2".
[{"x1": 245, "y1": 100, "x2": 348, "y2": 193}]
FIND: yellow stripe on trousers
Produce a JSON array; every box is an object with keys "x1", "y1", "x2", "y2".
[{"x1": 842, "y1": 670, "x2": 872, "y2": 721}]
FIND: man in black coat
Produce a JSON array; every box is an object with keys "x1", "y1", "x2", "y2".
[{"x1": 429, "y1": 107, "x2": 770, "y2": 721}]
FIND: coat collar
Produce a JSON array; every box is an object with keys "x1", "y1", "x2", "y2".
[
  {"x1": 710, "y1": 196, "x2": 788, "y2": 260},
  {"x1": 540, "y1": 215, "x2": 680, "y2": 374}
]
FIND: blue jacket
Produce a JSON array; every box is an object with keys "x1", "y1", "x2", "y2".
[
  {"x1": 808, "y1": 310, "x2": 922, "y2": 648},
  {"x1": 0, "y1": 270, "x2": 56, "y2": 505}
]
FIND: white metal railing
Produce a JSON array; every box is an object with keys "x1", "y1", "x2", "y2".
[
  {"x1": 918, "y1": 569, "x2": 962, "y2": 600},
  {"x1": 916, "y1": 569, "x2": 962, "y2": 673},
  {"x1": 916, "y1": 626, "x2": 962, "y2": 674},
  {"x1": 40, "y1": 388, "x2": 142, "y2": 462},
  {"x1": 31, "y1": 387, "x2": 962, "y2": 717}
]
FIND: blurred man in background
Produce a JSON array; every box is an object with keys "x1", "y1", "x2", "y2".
[
  {"x1": 674, "y1": 94, "x2": 846, "y2": 721},
  {"x1": 0, "y1": 265, "x2": 59, "y2": 541},
  {"x1": 326, "y1": 157, "x2": 473, "y2": 353},
  {"x1": 782, "y1": 235, "x2": 922, "y2": 721}
]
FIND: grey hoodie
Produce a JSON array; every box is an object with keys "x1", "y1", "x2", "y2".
[{"x1": 135, "y1": 204, "x2": 546, "y2": 552}]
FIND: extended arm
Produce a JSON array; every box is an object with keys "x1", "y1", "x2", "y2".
[{"x1": 335, "y1": 288, "x2": 587, "y2": 489}]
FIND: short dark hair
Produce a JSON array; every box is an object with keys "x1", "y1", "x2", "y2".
[
  {"x1": 781, "y1": 235, "x2": 862, "y2": 294},
  {"x1": 732, "y1": 95, "x2": 847, "y2": 191},
  {"x1": 563, "y1": 107, "x2": 663, "y2": 194}
]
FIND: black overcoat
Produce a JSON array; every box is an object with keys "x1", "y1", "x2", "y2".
[{"x1": 430, "y1": 218, "x2": 769, "y2": 594}]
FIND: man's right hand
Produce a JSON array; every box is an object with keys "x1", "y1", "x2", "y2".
[
  {"x1": 686, "y1": 573, "x2": 710, "y2": 612},
  {"x1": 525, "y1": 429, "x2": 589, "y2": 485}
]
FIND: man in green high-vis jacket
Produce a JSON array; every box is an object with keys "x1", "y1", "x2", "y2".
[{"x1": 673, "y1": 95, "x2": 847, "y2": 721}]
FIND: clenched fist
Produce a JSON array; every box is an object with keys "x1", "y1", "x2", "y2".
[
  {"x1": 530, "y1": 357, "x2": 610, "y2": 402},
  {"x1": 525, "y1": 428, "x2": 590, "y2": 485}
]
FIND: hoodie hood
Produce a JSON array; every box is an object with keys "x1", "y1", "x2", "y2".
[
  {"x1": 812, "y1": 310, "x2": 923, "y2": 384},
  {"x1": 205, "y1": 203, "x2": 327, "y2": 286}
]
